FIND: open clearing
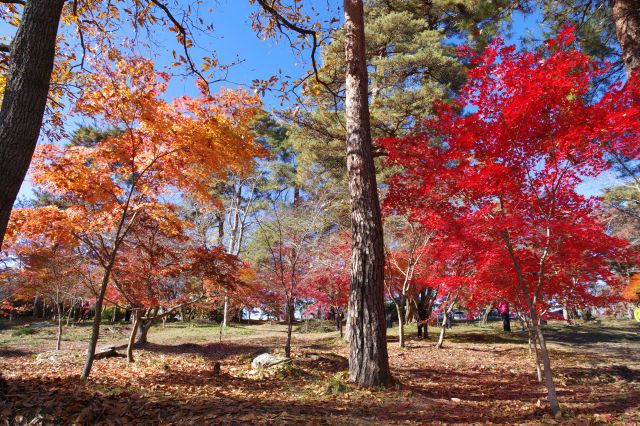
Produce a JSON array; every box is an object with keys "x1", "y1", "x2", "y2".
[{"x1": 1, "y1": 319, "x2": 639, "y2": 425}]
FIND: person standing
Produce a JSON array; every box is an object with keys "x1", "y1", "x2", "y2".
[
  {"x1": 498, "y1": 301, "x2": 511, "y2": 332},
  {"x1": 417, "y1": 300, "x2": 427, "y2": 338}
]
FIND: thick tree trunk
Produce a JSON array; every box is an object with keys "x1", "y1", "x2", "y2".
[
  {"x1": 612, "y1": 0, "x2": 640, "y2": 78},
  {"x1": 0, "y1": 0, "x2": 65, "y2": 249},
  {"x1": 136, "y1": 307, "x2": 157, "y2": 345},
  {"x1": 344, "y1": 0, "x2": 392, "y2": 388},
  {"x1": 136, "y1": 319, "x2": 152, "y2": 345}
]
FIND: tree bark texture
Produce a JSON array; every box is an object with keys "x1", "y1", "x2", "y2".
[
  {"x1": 612, "y1": 0, "x2": 640, "y2": 78},
  {"x1": 0, "y1": 0, "x2": 65, "y2": 249},
  {"x1": 344, "y1": 0, "x2": 392, "y2": 388}
]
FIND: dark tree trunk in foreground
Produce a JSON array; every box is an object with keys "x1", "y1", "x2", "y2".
[
  {"x1": 612, "y1": 0, "x2": 640, "y2": 78},
  {"x1": 344, "y1": 0, "x2": 392, "y2": 388},
  {"x1": 0, "y1": 0, "x2": 64, "y2": 249}
]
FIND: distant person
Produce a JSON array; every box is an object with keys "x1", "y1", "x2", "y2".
[
  {"x1": 498, "y1": 301, "x2": 511, "y2": 332},
  {"x1": 386, "y1": 311, "x2": 394, "y2": 329},
  {"x1": 417, "y1": 301, "x2": 427, "y2": 338},
  {"x1": 335, "y1": 308, "x2": 342, "y2": 332}
]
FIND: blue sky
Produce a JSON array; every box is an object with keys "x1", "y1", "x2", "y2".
[{"x1": 6, "y1": 0, "x2": 619, "y2": 201}]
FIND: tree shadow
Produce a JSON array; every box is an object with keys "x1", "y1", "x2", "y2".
[{"x1": 0, "y1": 347, "x2": 34, "y2": 357}]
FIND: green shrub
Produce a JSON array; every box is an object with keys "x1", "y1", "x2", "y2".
[{"x1": 324, "y1": 371, "x2": 349, "y2": 394}]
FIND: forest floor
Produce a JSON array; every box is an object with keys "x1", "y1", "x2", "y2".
[{"x1": 0, "y1": 318, "x2": 639, "y2": 425}]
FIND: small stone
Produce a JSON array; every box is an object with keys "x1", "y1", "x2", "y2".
[{"x1": 451, "y1": 397, "x2": 461, "y2": 403}]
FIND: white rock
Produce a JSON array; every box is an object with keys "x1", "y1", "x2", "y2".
[{"x1": 251, "y1": 353, "x2": 291, "y2": 370}]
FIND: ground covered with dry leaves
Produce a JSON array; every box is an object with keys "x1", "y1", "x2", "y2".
[{"x1": 1, "y1": 319, "x2": 639, "y2": 425}]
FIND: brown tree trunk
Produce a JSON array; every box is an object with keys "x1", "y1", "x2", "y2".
[
  {"x1": 285, "y1": 300, "x2": 294, "y2": 358},
  {"x1": 0, "y1": 0, "x2": 65, "y2": 249},
  {"x1": 480, "y1": 303, "x2": 492, "y2": 326},
  {"x1": 127, "y1": 314, "x2": 141, "y2": 363},
  {"x1": 344, "y1": 0, "x2": 392, "y2": 388},
  {"x1": 534, "y1": 322, "x2": 560, "y2": 415},
  {"x1": 56, "y1": 302, "x2": 63, "y2": 351},
  {"x1": 529, "y1": 328, "x2": 543, "y2": 382},
  {"x1": 136, "y1": 307, "x2": 158, "y2": 344},
  {"x1": 81, "y1": 261, "x2": 115, "y2": 379},
  {"x1": 612, "y1": 0, "x2": 640, "y2": 78}
]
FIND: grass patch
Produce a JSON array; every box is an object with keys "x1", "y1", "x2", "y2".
[
  {"x1": 295, "y1": 320, "x2": 337, "y2": 334},
  {"x1": 11, "y1": 326, "x2": 36, "y2": 337}
]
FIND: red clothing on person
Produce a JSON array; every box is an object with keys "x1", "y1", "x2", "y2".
[{"x1": 498, "y1": 302, "x2": 509, "y2": 315}]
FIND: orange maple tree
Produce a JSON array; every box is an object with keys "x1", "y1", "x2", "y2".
[{"x1": 6, "y1": 52, "x2": 264, "y2": 378}]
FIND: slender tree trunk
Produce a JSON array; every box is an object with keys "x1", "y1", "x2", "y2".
[
  {"x1": 527, "y1": 324, "x2": 543, "y2": 382},
  {"x1": 612, "y1": 0, "x2": 640, "y2": 78},
  {"x1": 344, "y1": 0, "x2": 391, "y2": 388},
  {"x1": 481, "y1": 303, "x2": 492, "y2": 326},
  {"x1": 436, "y1": 302, "x2": 455, "y2": 349},
  {"x1": 56, "y1": 303, "x2": 63, "y2": 351},
  {"x1": 285, "y1": 300, "x2": 293, "y2": 358},
  {"x1": 532, "y1": 316, "x2": 560, "y2": 415},
  {"x1": 111, "y1": 306, "x2": 117, "y2": 323},
  {"x1": 0, "y1": 0, "x2": 65, "y2": 249},
  {"x1": 394, "y1": 301, "x2": 404, "y2": 348},
  {"x1": 81, "y1": 261, "x2": 115, "y2": 379},
  {"x1": 33, "y1": 295, "x2": 39, "y2": 319},
  {"x1": 223, "y1": 292, "x2": 230, "y2": 328},
  {"x1": 127, "y1": 314, "x2": 141, "y2": 363},
  {"x1": 436, "y1": 312, "x2": 448, "y2": 349}
]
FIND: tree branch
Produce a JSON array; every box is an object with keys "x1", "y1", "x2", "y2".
[{"x1": 254, "y1": 0, "x2": 340, "y2": 99}]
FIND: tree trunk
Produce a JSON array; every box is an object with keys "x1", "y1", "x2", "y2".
[
  {"x1": 33, "y1": 295, "x2": 39, "y2": 319},
  {"x1": 394, "y1": 301, "x2": 404, "y2": 348},
  {"x1": 285, "y1": 300, "x2": 293, "y2": 358},
  {"x1": 528, "y1": 326, "x2": 543, "y2": 382},
  {"x1": 480, "y1": 303, "x2": 492, "y2": 326},
  {"x1": 534, "y1": 320, "x2": 560, "y2": 415},
  {"x1": 56, "y1": 303, "x2": 63, "y2": 351},
  {"x1": 127, "y1": 314, "x2": 141, "y2": 363},
  {"x1": 436, "y1": 313, "x2": 448, "y2": 349},
  {"x1": 81, "y1": 261, "x2": 115, "y2": 379},
  {"x1": 612, "y1": 0, "x2": 640, "y2": 78},
  {"x1": 0, "y1": 0, "x2": 65, "y2": 249},
  {"x1": 111, "y1": 306, "x2": 117, "y2": 323},
  {"x1": 136, "y1": 307, "x2": 157, "y2": 345},
  {"x1": 136, "y1": 319, "x2": 152, "y2": 345},
  {"x1": 344, "y1": 0, "x2": 392, "y2": 388},
  {"x1": 223, "y1": 292, "x2": 230, "y2": 328}
]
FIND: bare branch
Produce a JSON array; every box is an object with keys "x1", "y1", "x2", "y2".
[
  {"x1": 149, "y1": 0, "x2": 211, "y2": 88},
  {"x1": 254, "y1": 0, "x2": 341, "y2": 99}
]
